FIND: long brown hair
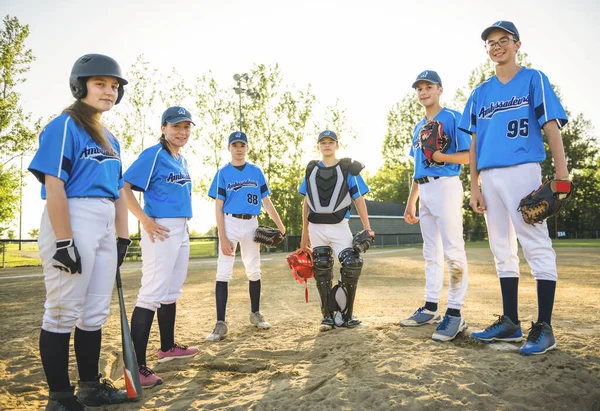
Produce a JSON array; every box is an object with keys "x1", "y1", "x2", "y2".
[
  {"x1": 159, "y1": 124, "x2": 177, "y2": 157},
  {"x1": 62, "y1": 100, "x2": 111, "y2": 150}
]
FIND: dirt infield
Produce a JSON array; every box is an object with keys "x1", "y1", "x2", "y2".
[{"x1": 1, "y1": 246, "x2": 599, "y2": 410}]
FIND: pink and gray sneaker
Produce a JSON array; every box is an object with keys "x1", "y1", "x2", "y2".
[
  {"x1": 157, "y1": 343, "x2": 199, "y2": 363},
  {"x1": 138, "y1": 364, "x2": 162, "y2": 389}
]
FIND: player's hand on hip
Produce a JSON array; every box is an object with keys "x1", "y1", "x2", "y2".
[
  {"x1": 220, "y1": 238, "x2": 235, "y2": 256},
  {"x1": 404, "y1": 203, "x2": 419, "y2": 224},
  {"x1": 52, "y1": 239, "x2": 82, "y2": 274},
  {"x1": 142, "y1": 217, "x2": 170, "y2": 243},
  {"x1": 470, "y1": 190, "x2": 487, "y2": 214}
]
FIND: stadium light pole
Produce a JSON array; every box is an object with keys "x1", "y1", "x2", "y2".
[{"x1": 233, "y1": 73, "x2": 258, "y2": 132}]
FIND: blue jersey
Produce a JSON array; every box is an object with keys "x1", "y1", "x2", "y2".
[
  {"x1": 28, "y1": 113, "x2": 123, "y2": 200},
  {"x1": 458, "y1": 67, "x2": 568, "y2": 171},
  {"x1": 410, "y1": 107, "x2": 471, "y2": 179},
  {"x1": 208, "y1": 162, "x2": 270, "y2": 215},
  {"x1": 298, "y1": 161, "x2": 370, "y2": 219},
  {"x1": 124, "y1": 143, "x2": 192, "y2": 218}
]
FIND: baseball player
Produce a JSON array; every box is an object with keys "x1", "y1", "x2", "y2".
[
  {"x1": 459, "y1": 21, "x2": 569, "y2": 355},
  {"x1": 123, "y1": 106, "x2": 199, "y2": 388},
  {"x1": 400, "y1": 71, "x2": 472, "y2": 342},
  {"x1": 28, "y1": 54, "x2": 130, "y2": 410},
  {"x1": 299, "y1": 130, "x2": 374, "y2": 331},
  {"x1": 206, "y1": 131, "x2": 286, "y2": 341}
]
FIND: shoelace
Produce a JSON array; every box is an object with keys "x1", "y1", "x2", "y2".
[
  {"x1": 171, "y1": 342, "x2": 189, "y2": 351},
  {"x1": 437, "y1": 315, "x2": 450, "y2": 331},
  {"x1": 139, "y1": 365, "x2": 155, "y2": 377},
  {"x1": 484, "y1": 315, "x2": 505, "y2": 331},
  {"x1": 526, "y1": 322, "x2": 544, "y2": 343},
  {"x1": 214, "y1": 322, "x2": 227, "y2": 334}
]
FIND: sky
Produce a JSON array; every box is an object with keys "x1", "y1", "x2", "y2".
[{"x1": 1, "y1": 0, "x2": 599, "y2": 236}]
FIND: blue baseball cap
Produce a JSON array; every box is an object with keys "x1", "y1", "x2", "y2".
[
  {"x1": 481, "y1": 21, "x2": 520, "y2": 41},
  {"x1": 317, "y1": 130, "x2": 338, "y2": 142},
  {"x1": 412, "y1": 70, "x2": 442, "y2": 89},
  {"x1": 161, "y1": 106, "x2": 195, "y2": 125},
  {"x1": 229, "y1": 131, "x2": 248, "y2": 145}
]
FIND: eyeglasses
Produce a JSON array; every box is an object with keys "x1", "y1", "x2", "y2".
[{"x1": 485, "y1": 36, "x2": 518, "y2": 50}]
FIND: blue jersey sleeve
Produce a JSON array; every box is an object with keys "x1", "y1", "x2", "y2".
[
  {"x1": 458, "y1": 91, "x2": 477, "y2": 135},
  {"x1": 124, "y1": 146, "x2": 162, "y2": 192},
  {"x1": 111, "y1": 136, "x2": 124, "y2": 190},
  {"x1": 408, "y1": 123, "x2": 419, "y2": 157},
  {"x1": 258, "y1": 169, "x2": 270, "y2": 198},
  {"x1": 453, "y1": 113, "x2": 472, "y2": 152},
  {"x1": 208, "y1": 168, "x2": 226, "y2": 200},
  {"x1": 28, "y1": 115, "x2": 77, "y2": 184},
  {"x1": 298, "y1": 177, "x2": 307, "y2": 195},
  {"x1": 348, "y1": 174, "x2": 369, "y2": 200},
  {"x1": 531, "y1": 70, "x2": 568, "y2": 128}
]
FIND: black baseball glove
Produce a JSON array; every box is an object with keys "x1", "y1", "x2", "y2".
[
  {"x1": 52, "y1": 239, "x2": 82, "y2": 274},
  {"x1": 353, "y1": 230, "x2": 374, "y2": 253},
  {"x1": 518, "y1": 180, "x2": 574, "y2": 225},
  {"x1": 117, "y1": 237, "x2": 132, "y2": 267},
  {"x1": 253, "y1": 226, "x2": 285, "y2": 247},
  {"x1": 419, "y1": 120, "x2": 451, "y2": 167}
]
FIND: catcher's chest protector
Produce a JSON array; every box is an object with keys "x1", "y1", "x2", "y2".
[{"x1": 305, "y1": 159, "x2": 352, "y2": 224}]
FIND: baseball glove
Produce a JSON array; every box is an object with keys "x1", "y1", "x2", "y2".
[
  {"x1": 286, "y1": 249, "x2": 314, "y2": 303},
  {"x1": 353, "y1": 230, "x2": 374, "y2": 253},
  {"x1": 419, "y1": 120, "x2": 451, "y2": 167},
  {"x1": 518, "y1": 180, "x2": 574, "y2": 225},
  {"x1": 253, "y1": 226, "x2": 285, "y2": 247}
]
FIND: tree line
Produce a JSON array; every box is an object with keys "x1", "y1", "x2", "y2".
[{"x1": 1, "y1": 15, "x2": 598, "y2": 239}]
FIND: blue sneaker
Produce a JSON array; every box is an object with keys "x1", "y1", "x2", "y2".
[
  {"x1": 432, "y1": 314, "x2": 468, "y2": 342},
  {"x1": 470, "y1": 315, "x2": 523, "y2": 343},
  {"x1": 400, "y1": 306, "x2": 441, "y2": 327},
  {"x1": 520, "y1": 321, "x2": 557, "y2": 356}
]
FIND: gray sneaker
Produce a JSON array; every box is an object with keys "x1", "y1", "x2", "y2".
[
  {"x1": 432, "y1": 314, "x2": 468, "y2": 342},
  {"x1": 249, "y1": 311, "x2": 270, "y2": 329},
  {"x1": 400, "y1": 306, "x2": 442, "y2": 327},
  {"x1": 206, "y1": 321, "x2": 228, "y2": 341}
]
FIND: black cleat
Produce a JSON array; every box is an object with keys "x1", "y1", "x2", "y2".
[
  {"x1": 76, "y1": 374, "x2": 128, "y2": 406},
  {"x1": 45, "y1": 386, "x2": 86, "y2": 411}
]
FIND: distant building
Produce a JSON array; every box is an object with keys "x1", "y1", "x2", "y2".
[{"x1": 349, "y1": 200, "x2": 423, "y2": 246}]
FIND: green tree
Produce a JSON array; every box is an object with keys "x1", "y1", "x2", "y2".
[
  {"x1": 368, "y1": 93, "x2": 421, "y2": 204},
  {"x1": 28, "y1": 227, "x2": 38, "y2": 239},
  {"x1": 0, "y1": 16, "x2": 40, "y2": 231},
  {"x1": 193, "y1": 72, "x2": 236, "y2": 193}
]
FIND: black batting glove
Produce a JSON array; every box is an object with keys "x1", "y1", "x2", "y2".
[
  {"x1": 52, "y1": 239, "x2": 82, "y2": 275},
  {"x1": 117, "y1": 237, "x2": 132, "y2": 267}
]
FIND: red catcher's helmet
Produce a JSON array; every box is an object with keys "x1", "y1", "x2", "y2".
[{"x1": 286, "y1": 249, "x2": 314, "y2": 303}]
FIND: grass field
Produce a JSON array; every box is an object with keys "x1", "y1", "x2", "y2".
[{"x1": 1, "y1": 238, "x2": 598, "y2": 269}]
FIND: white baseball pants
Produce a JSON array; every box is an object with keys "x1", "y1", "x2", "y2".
[
  {"x1": 216, "y1": 214, "x2": 260, "y2": 282},
  {"x1": 481, "y1": 162, "x2": 557, "y2": 281},
  {"x1": 419, "y1": 176, "x2": 468, "y2": 309},
  {"x1": 136, "y1": 218, "x2": 190, "y2": 311},
  {"x1": 39, "y1": 198, "x2": 117, "y2": 333},
  {"x1": 308, "y1": 219, "x2": 353, "y2": 263}
]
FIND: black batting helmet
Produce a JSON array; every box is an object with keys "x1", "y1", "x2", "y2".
[{"x1": 69, "y1": 54, "x2": 128, "y2": 104}]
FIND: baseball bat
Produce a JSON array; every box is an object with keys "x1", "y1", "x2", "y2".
[{"x1": 116, "y1": 267, "x2": 142, "y2": 400}]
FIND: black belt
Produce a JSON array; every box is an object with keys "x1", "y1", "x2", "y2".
[
  {"x1": 227, "y1": 213, "x2": 256, "y2": 220},
  {"x1": 414, "y1": 176, "x2": 440, "y2": 185}
]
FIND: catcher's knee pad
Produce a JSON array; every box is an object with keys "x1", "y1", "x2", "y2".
[
  {"x1": 313, "y1": 246, "x2": 334, "y2": 280},
  {"x1": 313, "y1": 246, "x2": 334, "y2": 318},
  {"x1": 338, "y1": 247, "x2": 363, "y2": 286}
]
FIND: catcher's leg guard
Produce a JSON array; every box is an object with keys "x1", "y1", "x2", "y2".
[
  {"x1": 338, "y1": 247, "x2": 363, "y2": 327},
  {"x1": 313, "y1": 246, "x2": 334, "y2": 321}
]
